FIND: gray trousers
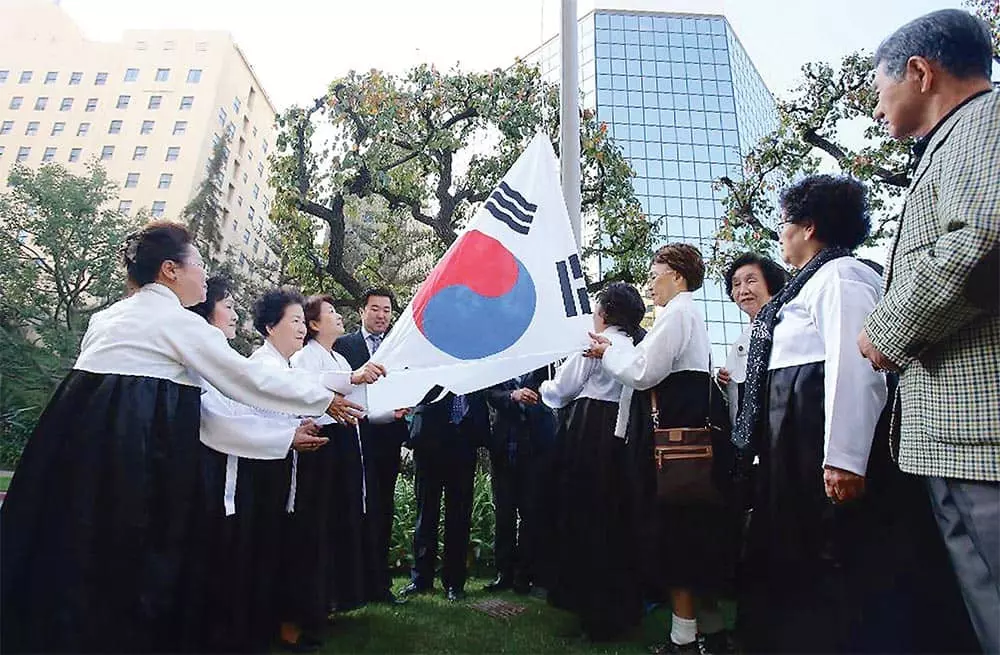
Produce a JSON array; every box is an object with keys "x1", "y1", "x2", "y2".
[{"x1": 927, "y1": 476, "x2": 1000, "y2": 654}]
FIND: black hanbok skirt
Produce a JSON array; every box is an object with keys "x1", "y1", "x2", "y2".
[
  {"x1": 0, "y1": 371, "x2": 206, "y2": 654},
  {"x1": 740, "y1": 362, "x2": 975, "y2": 653},
  {"x1": 325, "y1": 423, "x2": 370, "y2": 613},
  {"x1": 200, "y1": 446, "x2": 291, "y2": 652},
  {"x1": 548, "y1": 395, "x2": 653, "y2": 641}
]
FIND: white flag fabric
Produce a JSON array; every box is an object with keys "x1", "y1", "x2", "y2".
[{"x1": 365, "y1": 132, "x2": 594, "y2": 414}]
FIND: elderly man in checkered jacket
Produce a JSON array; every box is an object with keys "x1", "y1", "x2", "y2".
[{"x1": 858, "y1": 9, "x2": 999, "y2": 653}]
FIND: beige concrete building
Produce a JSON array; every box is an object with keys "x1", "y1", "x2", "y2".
[{"x1": 0, "y1": 0, "x2": 279, "y2": 271}]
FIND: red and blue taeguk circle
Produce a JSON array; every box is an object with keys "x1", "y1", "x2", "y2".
[{"x1": 412, "y1": 229, "x2": 536, "y2": 360}]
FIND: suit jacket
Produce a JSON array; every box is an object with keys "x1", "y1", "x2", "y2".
[
  {"x1": 333, "y1": 330, "x2": 409, "y2": 451},
  {"x1": 409, "y1": 390, "x2": 490, "y2": 452},
  {"x1": 865, "y1": 90, "x2": 999, "y2": 482},
  {"x1": 486, "y1": 368, "x2": 557, "y2": 460}
]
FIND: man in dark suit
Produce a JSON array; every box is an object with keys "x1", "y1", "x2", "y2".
[
  {"x1": 399, "y1": 390, "x2": 490, "y2": 601},
  {"x1": 333, "y1": 288, "x2": 409, "y2": 605},
  {"x1": 484, "y1": 368, "x2": 558, "y2": 595}
]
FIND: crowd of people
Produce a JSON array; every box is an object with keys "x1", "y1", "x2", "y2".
[{"x1": 0, "y1": 7, "x2": 997, "y2": 655}]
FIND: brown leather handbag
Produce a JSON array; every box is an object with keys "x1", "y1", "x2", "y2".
[{"x1": 651, "y1": 380, "x2": 725, "y2": 506}]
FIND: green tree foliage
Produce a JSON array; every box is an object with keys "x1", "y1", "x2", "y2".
[
  {"x1": 184, "y1": 134, "x2": 229, "y2": 256},
  {"x1": 0, "y1": 163, "x2": 139, "y2": 466},
  {"x1": 711, "y1": 3, "x2": 999, "y2": 278},
  {"x1": 269, "y1": 62, "x2": 652, "y2": 305}
]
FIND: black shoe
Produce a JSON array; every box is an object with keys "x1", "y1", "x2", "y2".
[
  {"x1": 445, "y1": 586, "x2": 466, "y2": 602},
  {"x1": 698, "y1": 630, "x2": 739, "y2": 654},
  {"x1": 483, "y1": 575, "x2": 513, "y2": 592},
  {"x1": 648, "y1": 640, "x2": 703, "y2": 655},
  {"x1": 397, "y1": 582, "x2": 430, "y2": 598}
]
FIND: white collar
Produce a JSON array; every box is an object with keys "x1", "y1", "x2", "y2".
[
  {"x1": 140, "y1": 282, "x2": 182, "y2": 305},
  {"x1": 360, "y1": 325, "x2": 385, "y2": 342},
  {"x1": 262, "y1": 339, "x2": 292, "y2": 367}
]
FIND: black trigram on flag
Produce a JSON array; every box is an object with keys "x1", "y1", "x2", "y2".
[
  {"x1": 485, "y1": 181, "x2": 537, "y2": 235},
  {"x1": 556, "y1": 254, "x2": 592, "y2": 317}
]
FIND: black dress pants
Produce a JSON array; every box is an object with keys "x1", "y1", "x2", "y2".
[{"x1": 410, "y1": 443, "x2": 477, "y2": 591}]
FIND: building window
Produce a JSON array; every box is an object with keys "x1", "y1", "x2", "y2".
[
  {"x1": 51, "y1": 121, "x2": 65, "y2": 136},
  {"x1": 232, "y1": 97, "x2": 241, "y2": 114},
  {"x1": 243, "y1": 229, "x2": 250, "y2": 244},
  {"x1": 16, "y1": 146, "x2": 30, "y2": 162},
  {"x1": 252, "y1": 125, "x2": 258, "y2": 137},
  {"x1": 158, "y1": 173, "x2": 172, "y2": 189},
  {"x1": 148, "y1": 95, "x2": 162, "y2": 109},
  {"x1": 125, "y1": 172, "x2": 140, "y2": 188},
  {"x1": 109, "y1": 119, "x2": 123, "y2": 134},
  {"x1": 59, "y1": 97, "x2": 73, "y2": 111},
  {"x1": 69, "y1": 71, "x2": 82, "y2": 85},
  {"x1": 248, "y1": 206, "x2": 255, "y2": 220},
  {"x1": 253, "y1": 239, "x2": 259, "y2": 253},
  {"x1": 239, "y1": 253, "x2": 247, "y2": 269},
  {"x1": 172, "y1": 121, "x2": 187, "y2": 136},
  {"x1": 85, "y1": 98, "x2": 97, "y2": 112},
  {"x1": 179, "y1": 96, "x2": 194, "y2": 110},
  {"x1": 237, "y1": 195, "x2": 243, "y2": 207},
  {"x1": 262, "y1": 140, "x2": 268, "y2": 153},
  {"x1": 42, "y1": 147, "x2": 56, "y2": 162},
  {"x1": 68, "y1": 147, "x2": 82, "y2": 162},
  {"x1": 133, "y1": 145, "x2": 147, "y2": 160},
  {"x1": 0, "y1": 121, "x2": 12, "y2": 135},
  {"x1": 247, "y1": 87, "x2": 256, "y2": 110},
  {"x1": 0, "y1": 70, "x2": 8, "y2": 84},
  {"x1": 217, "y1": 107, "x2": 226, "y2": 127},
  {"x1": 34, "y1": 97, "x2": 48, "y2": 110},
  {"x1": 225, "y1": 122, "x2": 235, "y2": 138},
  {"x1": 151, "y1": 201, "x2": 166, "y2": 217},
  {"x1": 118, "y1": 200, "x2": 132, "y2": 214},
  {"x1": 155, "y1": 68, "x2": 170, "y2": 82},
  {"x1": 252, "y1": 184, "x2": 260, "y2": 199},
  {"x1": 25, "y1": 121, "x2": 39, "y2": 136},
  {"x1": 257, "y1": 161, "x2": 264, "y2": 176},
  {"x1": 19, "y1": 71, "x2": 32, "y2": 84},
  {"x1": 9, "y1": 96, "x2": 23, "y2": 110},
  {"x1": 242, "y1": 172, "x2": 248, "y2": 184},
  {"x1": 116, "y1": 95, "x2": 130, "y2": 109},
  {"x1": 140, "y1": 120, "x2": 154, "y2": 135},
  {"x1": 124, "y1": 68, "x2": 139, "y2": 82},
  {"x1": 44, "y1": 71, "x2": 58, "y2": 84},
  {"x1": 77, "y1": 122, "x2": 90, "y2": 136},
  {"x1": 165, "y1": 146, "x2": 180, "y2": 161},
  {"x1": 94, "y1": 72, "x2": 108, "y2": 85},
  {"x1": 186, "y1": 68, "x2": 202, "y2": 84},
  {"x1": 101, "y1": 145, "x2": 114, "y2": 160}
]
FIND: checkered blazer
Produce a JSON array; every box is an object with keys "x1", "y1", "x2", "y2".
[{"x1": 865, "y1": 90, "x2": 1000, "y2": 482}]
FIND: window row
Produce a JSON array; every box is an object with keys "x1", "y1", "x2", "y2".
[
  {"x1": 595, "y1": 27, "x2": 729, "y2": 52},
  {"x1": 595, "y1": 66, "x2": 736, "y2": 96},
  {"x1": 7, "y1": 94, "x2": 195, "y2": 111},
  {"x1": 0, "y1": 68, "x2": 202, "y2": 86},
  {"x1": 9, "y1": 144, "x2": 182, "y2": 163},
  {"x1": 598, "y1": 87, "x2": 738, "y2": 112},
  {"x1": 594, "y1": 13, "x2": 727, "y2": 37},
  {"x1": 2, "y1": 119, "x2": 189, "y2": 137}
]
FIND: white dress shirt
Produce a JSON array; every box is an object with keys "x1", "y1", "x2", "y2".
[
  {"x1": 769, "y1": 257, "x2": 887, "y2": 476},
  {"x1": 540, "y1": 326, "x2": 635, "y2": 437},
  {"x1": 75, "y1": 283, "x2": 349, "y2": 416},
  {"x1": 601, "y1": 291, "x2": 711, "y2": 391}
]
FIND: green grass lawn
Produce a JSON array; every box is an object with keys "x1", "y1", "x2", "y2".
[{"x1": 315, "y1": 577, "x2": 678, "y2": 654}]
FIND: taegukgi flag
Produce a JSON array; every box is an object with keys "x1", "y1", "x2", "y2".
[{"x1": 365, "y1": 132, "x2": 593, "y2": 414}]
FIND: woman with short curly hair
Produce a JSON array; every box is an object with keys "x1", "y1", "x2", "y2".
[{"x1": 732, "y1": 174, "x2": 889, "y2": 652}]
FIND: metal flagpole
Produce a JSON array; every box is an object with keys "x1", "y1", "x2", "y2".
[{"x1": 559, "y1": 0, "x2": 582, "y2": 248}]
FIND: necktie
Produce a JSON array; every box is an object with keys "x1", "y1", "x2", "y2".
[
  {"x1": 368, "y1": 333, "x2": 382, "y2": 354},
  {"x1": 450, "y1": 394, "x2": 469, "y2": 425}
]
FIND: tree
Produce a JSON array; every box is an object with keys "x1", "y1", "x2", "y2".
[
  {"x1": 0, "y1": 163, "x2": 139, "y2": 465},
  {"x1": 184, "y1": 134, "x2": 229, "y2": 256},
  {"x1": 710, "y1": 1, "x2": 999, "y2": 278},
  {"x1": 269, "y1": 62, "x2": 652, "y2": 306}
]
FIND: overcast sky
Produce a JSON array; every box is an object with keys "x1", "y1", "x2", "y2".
[{"x1": 58, "y1": 0, "x2": 965, "y2": 111}]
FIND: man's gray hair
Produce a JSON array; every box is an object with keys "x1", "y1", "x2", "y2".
[{"x1": 874, "y1": 9, "x2": 993, "y2": 80}]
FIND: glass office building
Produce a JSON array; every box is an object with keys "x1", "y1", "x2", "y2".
[{"x1": 527, "y1": 8, "x2": 777, "y2": 361}]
